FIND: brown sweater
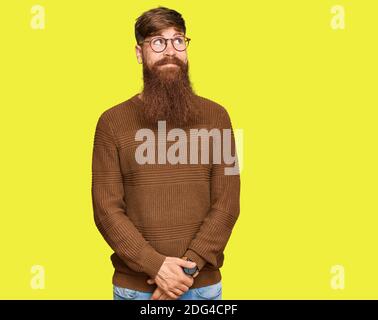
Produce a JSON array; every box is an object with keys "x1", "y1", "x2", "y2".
[{"x1": 91, "y1": 93, "x2": 241, "y2": 292}]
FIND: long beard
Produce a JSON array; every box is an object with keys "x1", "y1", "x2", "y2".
[{"x1": 139, "y1": 56, "x2": 199, "y2": 127}]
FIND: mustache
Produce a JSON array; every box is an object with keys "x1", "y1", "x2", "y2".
[{"x1": 153, "y1": 57, "x2": 186, "y2": 68}]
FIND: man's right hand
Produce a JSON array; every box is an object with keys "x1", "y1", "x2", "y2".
[{"x1": 152, "y1": 257, "x2": 196, "y2": 299}]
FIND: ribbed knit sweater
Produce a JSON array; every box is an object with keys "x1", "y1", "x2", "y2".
[{"x1": 91, "y1": 93, "x2": 241, "y2": 292}]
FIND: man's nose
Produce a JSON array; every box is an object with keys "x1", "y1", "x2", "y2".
[{"x1": 164, "y1": 40, "x2": 176, "y2": 56}]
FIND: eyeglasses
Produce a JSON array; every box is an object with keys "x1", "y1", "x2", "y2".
[{"x1": 140, "y1": 36, "x2": 191, "y2": 53}]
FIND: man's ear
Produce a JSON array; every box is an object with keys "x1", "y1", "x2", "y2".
[{"x1": 135, "y1": 45, "x2": 143, "y2": 64}]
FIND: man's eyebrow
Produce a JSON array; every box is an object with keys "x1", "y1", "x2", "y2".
[{"x1": 148, "y1": 32, "x2": 184, "y2": 38}]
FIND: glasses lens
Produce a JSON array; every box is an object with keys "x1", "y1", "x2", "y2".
[
  {"x1": 151, "y1": 37, "x2": 166, "y2": 52},
  {"x1": 172, "y1": 36, "x2": 187, "y2": 51}
]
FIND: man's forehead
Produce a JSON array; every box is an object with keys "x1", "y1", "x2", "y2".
[{"x1": 148, "y1": 27, "x2": 184, "y2": 38}]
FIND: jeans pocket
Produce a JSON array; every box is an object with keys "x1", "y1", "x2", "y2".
[
  {"x1": 193, "y1": 281, "x2": 222, "y2": 300},
  {"x1": 113, "y1": 285, "x2": 139, "y2": 300}
]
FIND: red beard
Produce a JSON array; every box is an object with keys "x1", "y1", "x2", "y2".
[{"x1": 139, "y1": 56, "x2": 200, "y2": 127}]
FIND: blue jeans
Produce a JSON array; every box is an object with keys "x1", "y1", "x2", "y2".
[{"x1": 113, "y1": 281, "x2": 222, "y2": 300}]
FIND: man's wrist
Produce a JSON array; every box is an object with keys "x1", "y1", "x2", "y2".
[
  {"x1": 182, "y1": 249, "x2": 207, "y2": 272},
  {"x1": 181, "y1": 256, "x2": 199, "y2": 278}
]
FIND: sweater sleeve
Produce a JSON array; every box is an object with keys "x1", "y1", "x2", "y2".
[
  {"x1": 183, "y1": 107, "x2": 241, "y2": 272},
  {"x1": 91, "y1": 112, "x2": 167, "y2": 279}
]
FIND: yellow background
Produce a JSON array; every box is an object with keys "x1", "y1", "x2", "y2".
[{"x1": 0, "y1": 0, "x2": 377, "y2": 299}]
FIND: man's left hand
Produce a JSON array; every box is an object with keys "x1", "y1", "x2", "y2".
[
  {"x1": 149, "y1": 285, "x2": 177, "y2": 300},
  {"x1": 147, "y1": 256, "x2": 199, "y2": 298}
]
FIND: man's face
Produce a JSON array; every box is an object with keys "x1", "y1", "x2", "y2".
[
  {"x1": 135, "y1": 26, "x2": 188, "y2": 72},
  {"x1": 134, "y1": 26, "x2": 198, "y2": 126}
]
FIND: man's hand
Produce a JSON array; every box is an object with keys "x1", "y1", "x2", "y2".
[
  {"x1": 150, "y1": 285, "x2": 176, "y2": 300},
  {"x1": 147, "y1": 256, "x2": 200, "y2": 285},
  {"x1": 148, "y1": 257, "x2": 196, "y2": 299}
]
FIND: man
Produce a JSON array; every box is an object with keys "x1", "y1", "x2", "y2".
[{"x1": 91, "y1": 6, "x2": 240, "y2": 300}]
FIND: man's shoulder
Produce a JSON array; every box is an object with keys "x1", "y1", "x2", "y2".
[
  {"x1": 194, "y1": 94, "x2": 231, "y2": 122},
  {"x1": 195, "y1": 94, "x2": 226, "y2": 111},
  {"x1": 100, "y1": 94, "x2": 138, "y2": 120}
]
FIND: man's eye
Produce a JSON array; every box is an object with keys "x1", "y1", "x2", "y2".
[
  {"x1": 173, "y1": 37, "x2": 184, "y2": 45},
  {"x1": 152, "y1": 38, "x2": 164, "y2": 46}
]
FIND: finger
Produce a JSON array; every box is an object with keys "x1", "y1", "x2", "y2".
[
  {"x1": 175, "y1": 258, "x2": 197, "y2": 269},
  {"x1": 165, "y1": 293, "x2": 174, "y2": 300},
  {"x1": 159, "y1": 283, "x2": 184, "y2": 297},
  {"x1": 166, "y1": 290, "x2": 179, "y2": 300},
  {"x1": 151, "y1": 289, "x2": 164, "y2": 300},
  {"x1": 171, "y1": 287, "x2": 185, "y2": 296},
  {"x1": 158, "y1": 293, "x2": 167, "y2": 300},
  {"x1": 181, "y1": 275, "x2": 194, "y2": 287},
  {"x1": 177, "y1": 283, "x2": 189, "y2": 293}
]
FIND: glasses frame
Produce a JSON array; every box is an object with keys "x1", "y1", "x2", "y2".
[{"x1": 140, "y1": 36, "x2": 191, "y2": 53}]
